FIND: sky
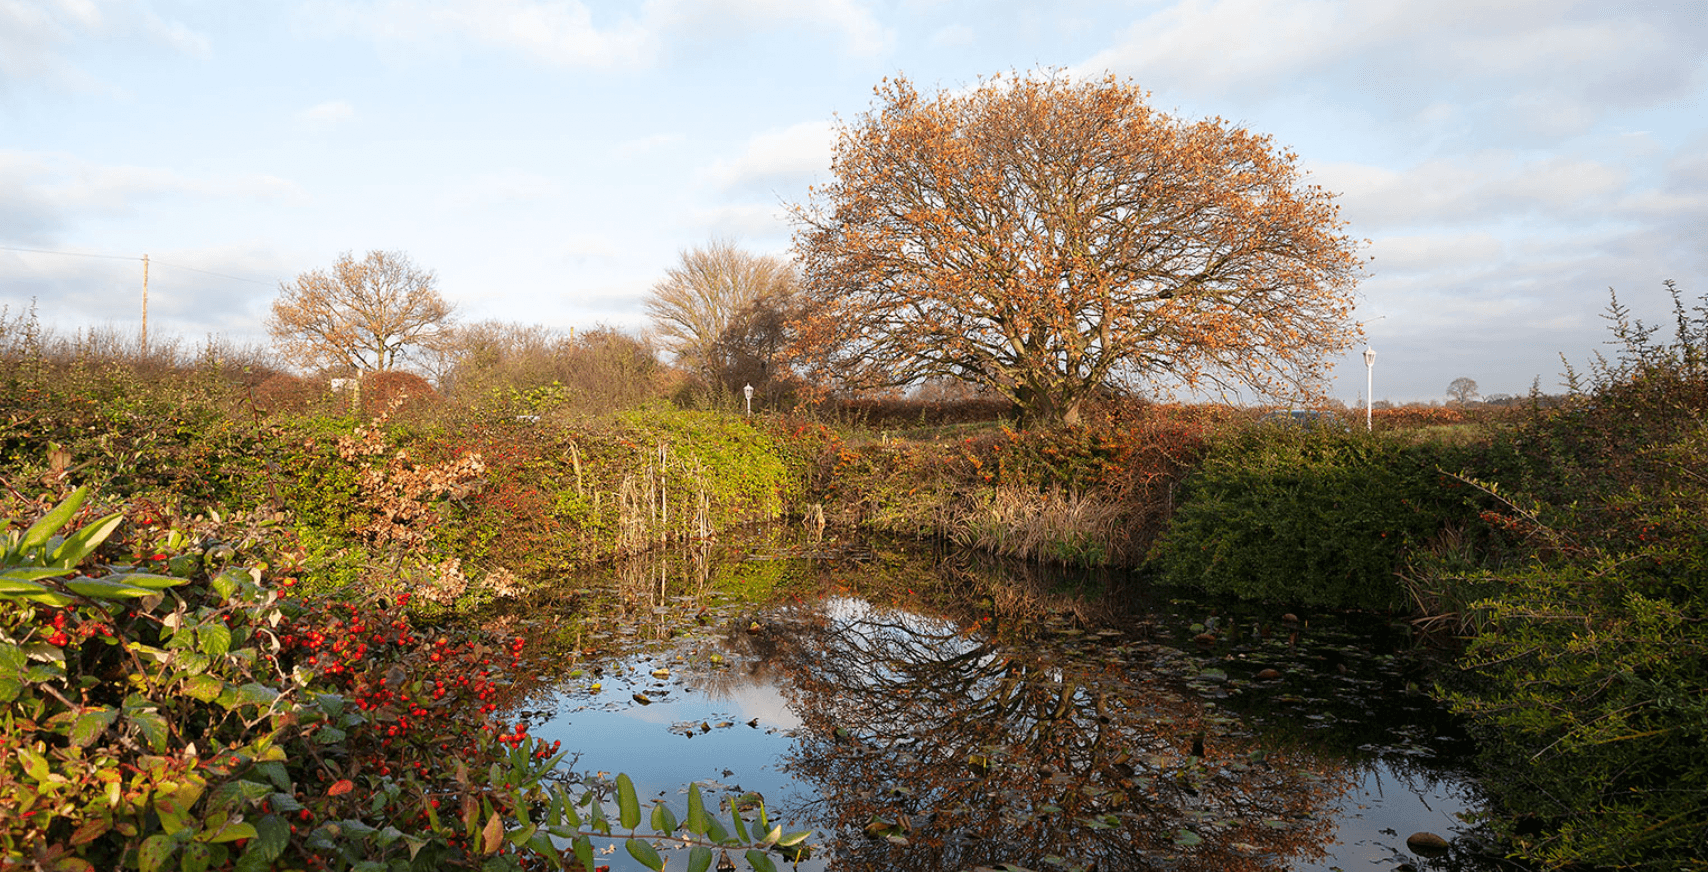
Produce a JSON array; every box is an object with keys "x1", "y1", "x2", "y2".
[{"x1": 2, "y1": 0, "x2": 1704, "y2": 405}]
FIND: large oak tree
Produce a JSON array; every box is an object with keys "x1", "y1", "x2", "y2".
[
  {"x1": 790, "y1": 72, "x2": 1363, "y2": 423},
  {"x1": 269, "y1": 250, "x2": 454, "y2": 373}
]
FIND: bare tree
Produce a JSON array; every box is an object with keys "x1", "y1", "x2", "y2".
[
  {"x1": 269, "y1": 250, "x2": 454, "y2": 373},
  {"x1": 644, "y1": 240, "x2": 797, "y2": 378},
  {"x1": 1446, "y1": 377, "x2": 1480, "y2": 405}
]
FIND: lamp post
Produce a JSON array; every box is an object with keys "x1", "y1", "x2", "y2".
[
  {"x1": 743, "y1": 383, "x2": 754, "y2": 416},
  {"x1": 1362, "y1": 346, "x2": 1377, "y2": 431}
]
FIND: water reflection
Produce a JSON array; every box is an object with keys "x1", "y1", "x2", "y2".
[
  {"x1": 512, "y1": 535, "x2": 1489, "y2": 871},
  {"x1": 731, "y1": 597, "x2": 1343, "y2": 871}
]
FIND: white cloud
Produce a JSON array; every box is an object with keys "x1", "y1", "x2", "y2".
[
  {"x1": 306, "y1": 0, "x2": 892, "y2": 69},
  {"x1": 0, "y1": 0, "x2": 209, "y2": 89},
  {"x1": 1367, "y1": 232, "x2": 1503, "y2": 276},
  {"x1": 1079, "y1": 0, "x2": 1708, "y2": 141},
  {"x1": 656, "y1": 0, "x2": 892, "y2": 58},
  {"x1": 686, "y1": 202, "x2": 793, "y2": 241},
  {"x1": 296, "y1": 99, "x2": 355, "y2": 124},
  {"x1": 611, "y1": 133, "x2": 684, "y2": 158},
  {"x1": 0, "y1": 241, "x2": 286, "y2": 343},
  {"x1": 442, "y1": 171, "x2": 564, "y2": 208},
  {"x1": 702, "y1": 120, "x2": 833, "y2": 192},
  {"x1": 0, "y1": 151, "x2": 307, "y2": 243},
  {"x1": 928, "y1": 23, "x2": 974, "y2": 48},
  {"x1": 308, "y1": 0, "x2": 657, "y2": 68},
  {"x1": 0, "y1": 153, "x2": 66, "y2": 242},
  {"x1": 1313, "y1": 152, "x2": 1628, "y2": 229}
]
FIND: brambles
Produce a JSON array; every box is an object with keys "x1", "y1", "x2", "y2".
[{"x1": 0, "y1": 488, "x2": 808, "y2": 870}]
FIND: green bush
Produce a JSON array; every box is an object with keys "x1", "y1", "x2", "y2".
[
  {"x1": 1150, "y1": 424, "x2": 1481, "y2": 609},
  {"x1": 1426, "y1": 282, "x2": 1708, "y2": 868}
]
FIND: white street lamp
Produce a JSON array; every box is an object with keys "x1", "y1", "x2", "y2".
[
  {"x1": 743, "y1": 383, "x2": 755, "y2": 416},
  {"x1": 1362, "y1": 346, "x2": 1377, "y2": 431}
]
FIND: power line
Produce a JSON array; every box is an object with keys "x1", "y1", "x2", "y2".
[
  {"x1": 0, "y1": 244, "x2": 279, "y2": 286},
  {"x1": 0, "y1": 244, "x2": 139, "y2": 263},
  {"x1": 150, "y1": 259, "x2": 277, "y2": 287}
]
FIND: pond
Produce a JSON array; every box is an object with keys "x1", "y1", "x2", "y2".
[{"x1": 493, "y1": 533, "x2": 1496, "y2": 872}]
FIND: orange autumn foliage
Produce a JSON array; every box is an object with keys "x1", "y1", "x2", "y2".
[{"x1": 790, "y1": 70, "x2": 1364, "y2": 424}]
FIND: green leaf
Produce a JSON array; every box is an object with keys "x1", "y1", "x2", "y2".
[
  {"x1": 573, "y1": 836, "x2": 595, "y2": 872},
  {"x1": 100, "y1": 572, "x2": 189, "y2": 590},
  {"x1": 66, "y1": 577, "x2": 162, "y2": 600},
  {"x1": 651, "y1": 802, "x2": 678, "y2": 835},
  {"x1": 177, "y1": 841, "x2": 211, "y2": 872},
  {"x1": 138, "y1": 833, "x2": 176, "y2": 872},
  {"x1": 525, "y1": 831, "x2": 556, "y2": 856},
  {"x1": 183, "y1": 675, "x2": 224, "y2": 703},
  {"x1": 48, "y1": 511, "x2": 123, "y2": 568},
  {"x1": 558, "y1": 787, "x2": 581, "y2": 829},
  {"x1": 267, "y1": 792, "x2": 304, "y2": 814},
  {"x1": 756, "y1": 825, "x2": 781, "y2": 849},
  {"x1": 211, "y1": 569, "x2": 241, "y2": 601},
  {"x1": 687, "y1": 846, "x2": 713, "y2": 872},
  {"x1": 775, "y1": 830, "x2": 810, "y2": 848},
  {"x1": 70, "y1": 706, "x2": 119, "y2": 747},
  {"x1": 19, "y1": 486, "x2": 86, "y2": 555},
  {"x1": 625, "y1": 838, "x2": 665, "y2": 871},
  {"x1": 1172, "y1": 829, "x2": 1203, "y2": 847},
  {"x1": 616, "y1": 773, "x2": 641, "y2": 831},
  {"x1": 1, "y1": 568, "x2": 73, "y2": 584},
  {"x1": 129, "y1": 710, "x2": 169, "y2": 752},
  {"x1": 729, "y1": 804, "x2": 750, "y2": 843},
  {"x1": 233, "y1": 683, "x2": 279, "y2": 710},
  {"x1": 254, "y1": 761, "x2": 291, "y2": 791},
  {"x1": 248, "y1": 815, "x2": 289, "y2": 862},
  {"x1": 197, "y1": 820, "x2": 257, "y2": 844},
  {"x1": 704, "y1": 816, "x2": 731, "y2": 845},
  {"x1": 14, "y1": 589, "x2": 73, "y2": 606},
  {"x1": 198, "y1": 624, "x2": 232, "y2": 657},
  {"x1": 154, "y1": 793, "x2": 191, "y2": 836},
  {"x1": 586, "y1": 792, "x2": 609, "y2": 834},
  {"x1": 686, "y1": 783, "x2": 709, "y2": 835},
  {"x1": 745, "y1": 849, "x2": 778, "y2": 872}
]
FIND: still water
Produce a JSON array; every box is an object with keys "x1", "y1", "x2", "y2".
[{"x1": 499, "y1": 535, "x2": 1491, "y2": 871}]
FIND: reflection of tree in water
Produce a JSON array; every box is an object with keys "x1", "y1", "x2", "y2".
[{"x1": 741, "y1": 598, "x2": 1345, "y2": 872}]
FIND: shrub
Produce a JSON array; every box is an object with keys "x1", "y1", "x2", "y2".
[
  {"x1": 1426, "y1": 282, "x2": 1708, "y2": 868},
  {"x1": 1150, "y1": 425, "x2": 1481, "y2": 609},
  {"x1": 249, "y1": 374, "x2": 320, "y2": 416},
  {"x1": 359, "y1": 371, "x2": 438, "y2": 419}
]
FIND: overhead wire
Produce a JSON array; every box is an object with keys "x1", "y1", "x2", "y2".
[{"x1": 0, "y1": 244, "x2": 279, "y2": 286}]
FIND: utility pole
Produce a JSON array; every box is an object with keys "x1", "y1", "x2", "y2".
[{"x1": 141, "y1": 254, "x2": 150, "y2": 352}]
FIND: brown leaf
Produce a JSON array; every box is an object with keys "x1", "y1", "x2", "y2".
[{"x1": 482, "y1": 810, "x2": 504, "y2": 854}]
